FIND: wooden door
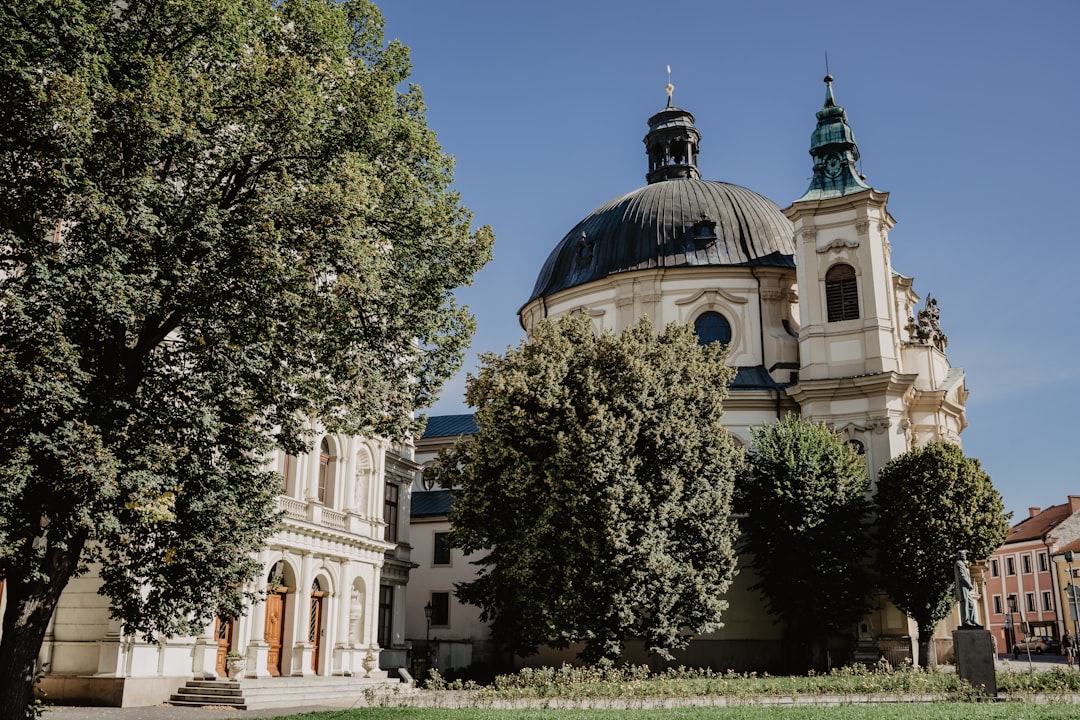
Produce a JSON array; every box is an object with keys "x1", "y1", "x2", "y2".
[
  {"x1": 264, "y1": 589, "x2": 287, "y2": 676},
  {"x1": 214, "y1": 616, "x2": 234, "y2": 679},
  {"x1": 308, "y1": 585, "x2": 326, "y2": 673}
]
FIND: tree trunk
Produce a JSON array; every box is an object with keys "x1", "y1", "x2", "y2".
[
  {"x1": 0, "y1": 536, "x2": 86, "y2": 720},
  {"x1": 917, "y1": 627, "x2": 936, "y2": 669}
]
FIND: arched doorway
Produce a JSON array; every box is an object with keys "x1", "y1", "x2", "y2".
[
  {"x1": 264, "y1": 568, "x2": 290, "y2": 677},
  {"x1": 214, "y1": 616, "x2": 234, "y2": 679},
  {"x1": 309, "y1": 578, "x2": 327, "y2": 673}
]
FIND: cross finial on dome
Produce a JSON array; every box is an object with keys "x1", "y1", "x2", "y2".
[{"x1": 665, "y1": 65, "x2": 674, "y2": 107}]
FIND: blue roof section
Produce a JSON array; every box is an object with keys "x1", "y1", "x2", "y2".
[
  {"x1": 411, "y1": 489, "x2": 453, "y2": 518},
  {"x1": 421, "y1": 414, "x2": 478, "y2": 439},
  {"x1": 731, "y1": 366, "x2": 789, "y2": 390}
]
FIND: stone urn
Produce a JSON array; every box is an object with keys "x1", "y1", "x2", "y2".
[
  {"x1": 361, "y1": 649, "x2": 378, "y2": 677},
  {"x1": 226, "y1": 654, "x2": 247, "y2": 680}
]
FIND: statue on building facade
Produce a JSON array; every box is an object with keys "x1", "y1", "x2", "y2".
[{"x1": 907, "y1": 294, "x2": 948, "y2": 351}]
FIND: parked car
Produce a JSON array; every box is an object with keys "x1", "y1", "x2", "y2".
[{"x1": 1012, "y1": 635, "x2": 1058, "y2": 654}]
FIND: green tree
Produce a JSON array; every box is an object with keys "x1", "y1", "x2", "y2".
[
  {"x1": 432, "y1": 315, "x2": 741, "y2": 663},
  {"x1": 875, "y1": 442, "x2": 1009, "y2": 667},
  {"x1": 736, "y1": 415, "x2": 873, "y2": 671},
  {"x1": 0, "y1": 0, "x2": 492, "y2": 714}
]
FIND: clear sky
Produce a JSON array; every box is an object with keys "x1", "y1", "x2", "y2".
[{"x1": 381, "y1": 0, "x2": 1078, "y2": 523}]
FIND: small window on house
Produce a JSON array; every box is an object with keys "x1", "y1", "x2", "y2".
[
  {"x1": 991, "y1": 559, "x2": 1000, "y2": 577},
  {"x1": 992, "y1": 595, "x2": 1003, "y2": 615},
  {"x1": 1025, "y1": 592, "x2": 1036, "y2": 613},
  {"x1": 433, "y1": 532, "x2": 451, "y2": 566},
  {"x1": 825, "y1": 264, "x2": 859, "y2": 322},
  {"x1": 384, "y1": 482, "x2": 399, "y2": 542},
  {"x1": 430, "y1": 591, "x2": 450, "y2": 627},
  {"x1": 1038, "y1": 553, "x2": 1048, "y2": 572},
  {"x1": 1042, "y1": 591, "x2": 1053, "y2": 612},
  {"x1": 377, "y1": 585, "x2": 393, "y2": 647},
  {"x1": 1022, "y1": 554, "x2": 1032, "y2": 574},
  {"x1": 1006, "y1": 557, "x2": 1016, "y2": 576},
  {"x1": 693, "y1": 311, "x2": 732, "y2": 347}
]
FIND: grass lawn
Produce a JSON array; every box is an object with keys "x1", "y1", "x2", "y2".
[{"x1": 266, "y1": 705, "x2": 1080, "y2": 720}]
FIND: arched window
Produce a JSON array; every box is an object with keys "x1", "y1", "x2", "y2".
[
  {"x1": 317, "y1": 438, "x2": 331, "y2": 504},
  {"x1": 825, "y1": 264, "x2": 859, "y2": 322},
  {"x1": 282, "y1": 454, "x2": 298, "y2": 496},
  {"x1": 694, "y1": 311, "x2": 732, "y2": 346}
]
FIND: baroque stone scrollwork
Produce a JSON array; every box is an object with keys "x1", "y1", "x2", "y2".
[
  {"x1": 799, "y1": 227, "x2": 818, "y2": 242},
  {"x1": 815, "y1": 237, "x2": 859, "y2": 253},
  {"x1": 906, "y1": 294, "x2": 948, "y2": 351},
  {"x1": 855, "y1": 219, "x2": 870, "y2": 235},
  {"x1": 867, "y1": 417, "x2": 891, "y2": 434}
]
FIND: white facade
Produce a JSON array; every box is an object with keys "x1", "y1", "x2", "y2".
[{"x1": 24, "y1": 427, "x2": 418, "y2": 706}]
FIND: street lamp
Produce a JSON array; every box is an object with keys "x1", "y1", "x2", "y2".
[{"x1": 423, "y1": 601, "x2": 433, "y2": 678}]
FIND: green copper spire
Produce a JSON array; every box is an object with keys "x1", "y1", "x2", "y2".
[{"x1": 797, "y1": 75, "x2": 870, "y2": 201}]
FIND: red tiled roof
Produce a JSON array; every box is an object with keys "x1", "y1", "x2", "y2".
[
  {"x1": 1005, "y1": 503, "x2": 1072, "y2": 543},
  {"x1": 1056, "y1": 537, "x2": 1080, "y2": 556}
]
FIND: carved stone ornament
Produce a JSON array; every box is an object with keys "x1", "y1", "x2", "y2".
[
  {"x1": 816, "y1": 237, "x2": 860, "y2": 253},
  {"x1": 799, "y1": 227, "x2": 818, "y2": 242},
  {"x1": 867, "y1": 417, "x2": 891, "y2": 434},
  {"x1": 855, "y1": 219, "x2": 870, "y2": 235}
]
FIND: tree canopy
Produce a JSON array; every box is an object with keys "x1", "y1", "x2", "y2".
[
  {"x1": 0, "y1": 0, "x2": 492, "y2": 713},
  {"x1": 432, "y1": 315, "x2": 741, "y2": 663},
  {"x1": 736, "y1": 415, "x2": 873, "y2": 670},
  {"x1": 875, "y1": 442, "x2": 1009, "y2": 666}
]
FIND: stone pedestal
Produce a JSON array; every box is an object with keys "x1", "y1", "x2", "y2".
[{"x1": 953, "y1": 628, "x2": 997, "y2": 697}]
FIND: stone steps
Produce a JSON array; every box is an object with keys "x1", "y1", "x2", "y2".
[{"x1": 168, "y1": 675, "x2": 411, "y2": 710}]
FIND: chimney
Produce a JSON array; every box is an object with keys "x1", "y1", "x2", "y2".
[
  {"x1": 1029, "y1": 507, "x2": 1041, "y2": 518},
  {"x1": 1070, "y1": 495, "x2": 1080, "y2": 514}
]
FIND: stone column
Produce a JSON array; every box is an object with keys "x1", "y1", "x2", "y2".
[
  {"x1": 294, "y1": 552, "x2": 315, "y2": 676},
  {"x1": 248, "y1": 556, "x2": 272, "y2": 678}
]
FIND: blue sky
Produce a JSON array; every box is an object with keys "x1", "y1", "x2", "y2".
[{"x1": 382, "y1": 1, "x2": 1079, "y2": 522}]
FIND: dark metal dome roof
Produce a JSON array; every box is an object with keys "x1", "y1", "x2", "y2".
[{"x1": 527, "y1": 178, "x2": 795, "y2": 302}]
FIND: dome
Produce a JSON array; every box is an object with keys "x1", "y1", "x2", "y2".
[{"x1": 527, "y1": 178, "x2": 795, "y2": 302}]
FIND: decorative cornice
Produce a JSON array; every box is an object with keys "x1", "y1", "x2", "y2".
[
  {"x1": 570, "y1": 305, "x2": 606, "y2": 317},
  {"x1": 674, "y1": 288, "x2": 749, "y2": 306}
]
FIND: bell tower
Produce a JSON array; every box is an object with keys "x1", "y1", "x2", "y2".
[{"x1": 784, "y1": 76, "x2": 912, "y2": 476}]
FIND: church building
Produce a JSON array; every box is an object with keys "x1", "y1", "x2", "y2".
[{"x1": 414, "y1": 76, "x2": 972, "y2": 670}]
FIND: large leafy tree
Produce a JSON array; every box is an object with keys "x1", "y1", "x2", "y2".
[
  {"x1": 432, "y1": 315, "x2": 741, "y2": 663},
  {"x1": 0, "y1": 0, "x2": 492, "y2": 713},
  {"x1": 875, "y1": 442, "x2": 1009, "y2": 667},
  {"x1": 736, "y1": 415, "x2": 873, "y2": 671}
]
